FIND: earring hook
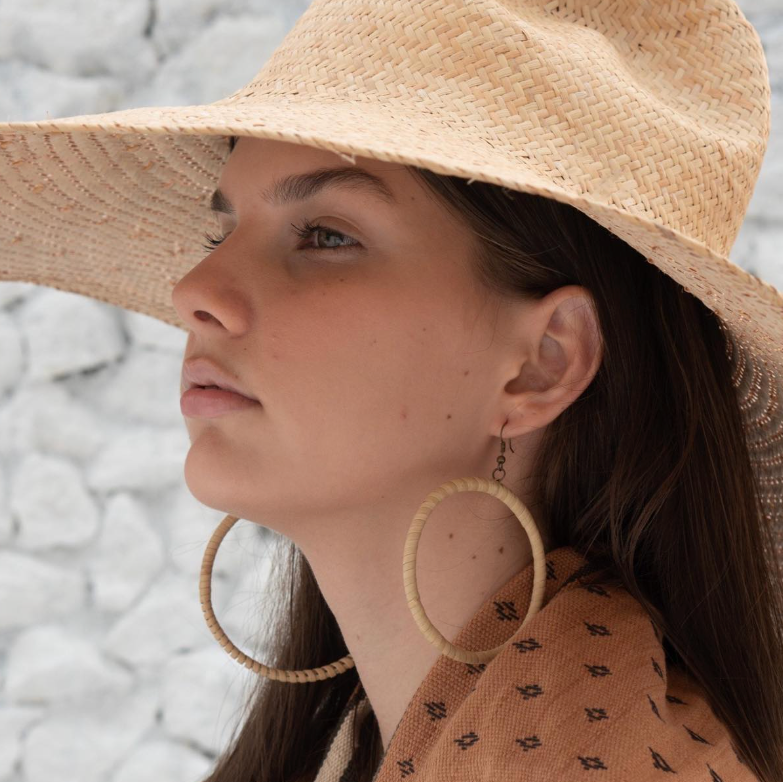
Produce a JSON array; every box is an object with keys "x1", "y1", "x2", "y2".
[
  {"x1": 493, "y1": 421, "x2": 515, "y2": 482},
  {"x1": 500, "y1": 421, "x2": 515, "y2": 453}
]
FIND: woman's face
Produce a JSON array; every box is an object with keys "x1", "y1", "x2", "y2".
[{"x1": 171, "y1": 137, "x2": 531, "y2": 529}]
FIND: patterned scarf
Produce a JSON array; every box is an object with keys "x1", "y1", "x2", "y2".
[{"x1": 313, "y1": 546, "x2": 757, "y2": 782}]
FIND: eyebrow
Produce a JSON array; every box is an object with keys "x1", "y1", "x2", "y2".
[{"x1": 209, "y1": 166, "x2": 397, "y2": 215}]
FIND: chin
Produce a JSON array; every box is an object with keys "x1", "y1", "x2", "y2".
[{"x1": 182, "y1": 445, "x2": 235, "y2": 513}]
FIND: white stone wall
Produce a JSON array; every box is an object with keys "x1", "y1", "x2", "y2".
[
  {"x1": 0, "y1": 2, "x2": 781, "y2": 781},
  {"x1": 0, "y1": 2, "x2": 311, "y2": 781}
]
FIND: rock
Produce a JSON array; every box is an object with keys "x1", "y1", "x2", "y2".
[
  {"x1": 18, "y1": 289, "x2": 125, "y2": 382},
  {"x1": 0, "y1": 61, "x2": 122, "y2": 123},
  {"x1": 0, "y1": 0, "x2": 156, "y2": 84},
  {"x1": 0, "y1": 281, "x2": 38, "y2": 309},
  {"x1": 152, "y1": 0, "x2": 236, "y2": 59},
  {"x1": 102, "y1": 570, "x2": 213, "y2": 667},
  {"x1": 0, "y1": 705, "x2": 44, "y2": 780},
  {"x1": 745, "y1": 93, "x2": 783, "y2": 223},
  {"x1": 0, "y1": 382, "x2": 111, "y2": 461},
  {"x1": 0, "y1": 551, "x2": 85, "y2": 632},
  {"x1": 5, "y1": 624, "x2": 134, "y2": 706},
  {"x1": 124, "y1": 309, "x2": 187, "y2": 354},
  {"x1": 85, "y1": 426, "x2": 189, "y2": 493},
  {"x1": 0, "y1": 465, "x2": 9, "y2": 543},
  {"x1": 11, "y1": 452, "x2": 100, "y2": 551},
  {"x1": 92, "y1": 348, "x2": 185, "y2": 427},
  {"x1": 753, "y1": 226, "x2": 783, "y2": 293},
  {"x1": 160, "y1": 646, "x2": 252, "y2": 754},
  {"x1": 113, "y1": 738, "x2": 212, "y2": 782},
  {"x1": 0, "y1": 311, "x2": 23, "y2": 395},
  {"x1": 22, "y1": 685, "x2": 157, "y2": 782},
  {"x1": 87, "y1": 493, "x2": 166, "y2": 612},
  {"x1": 130, "y1": 14, "x2": 285, "y2": 107},
  {"x1": 737, "y1": 0, "x2": 783, "y2": 16}
]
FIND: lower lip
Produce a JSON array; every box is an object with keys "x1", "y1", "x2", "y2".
[{"x1": 180, "y1": 387, "x2": 261, "y2": 418}]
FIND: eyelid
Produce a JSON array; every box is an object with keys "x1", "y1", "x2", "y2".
[
  {"x1": 201, "y1": 230, "x2": 227, "y2": 252},
  {"x1": 200, "y1": 220, "x2": 362, "y2": 254}
]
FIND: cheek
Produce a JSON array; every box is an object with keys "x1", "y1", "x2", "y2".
[
  {"x1": 263, "y1": 294, "x2": 406, "y2": 400},
  {"x1": 260, "y1": 273, "x2": 480, "y2": 419}
]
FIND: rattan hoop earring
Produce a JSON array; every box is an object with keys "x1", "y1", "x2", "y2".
[
  {"x1": 402, "y1": 428, "x2": 546, "y2": 665},
  {"x1": 199, "y1": 424, "x2": 542, "y2": 680},
  {"x1": 199, "y1": 513, "x2": 356, "y2": 683}
]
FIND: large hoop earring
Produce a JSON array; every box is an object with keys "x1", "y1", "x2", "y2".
[
  {"x1": 199, "y1": 422, "x2": 545, "y2": 680},
  {"x1": 199, "y1": 513, "x2": 356, "y2": 683}
]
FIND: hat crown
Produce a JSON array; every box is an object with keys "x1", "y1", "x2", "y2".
[{"x1": 216, "y1": 0, "x2": 771, "y2": 259}]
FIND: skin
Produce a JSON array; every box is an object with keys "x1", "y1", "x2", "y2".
[{"x1": 171, "y1": 136, "x2": 603, "y2": 753}]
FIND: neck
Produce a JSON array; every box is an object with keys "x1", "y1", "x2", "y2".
[{"x1": 296, "y1": 483, "x2": 549, "y2": 751}]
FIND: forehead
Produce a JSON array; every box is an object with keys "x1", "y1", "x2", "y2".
[
  {"x1": 216, "y1": 136, "x2": 429, "y2": 212},
  {"x1": 225, "y1": 136, "x2": 408, "y2": 181}
]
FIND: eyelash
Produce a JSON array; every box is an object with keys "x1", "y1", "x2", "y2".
[{"x1": 200, "y1": 219, "x2": 360, "y2": 255}]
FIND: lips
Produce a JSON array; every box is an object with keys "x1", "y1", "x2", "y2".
[
  {"x1": 180, "y1": 385, "x2": 260, "y2": 417},
  {"x1": 181, "y1": 357, "x2": 259, "y2": 402}
]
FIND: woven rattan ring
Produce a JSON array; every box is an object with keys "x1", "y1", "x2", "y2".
[
  {"x1": 403, "y1": 477, "x2": 547, "y2": 665},
  {"x1": 199, "y1": 514, "x2": 356, "y2": 683}
]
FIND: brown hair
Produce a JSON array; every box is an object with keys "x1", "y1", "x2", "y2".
[{"x1": 200, "y1": 134, "x2": 783, "y2": 782}]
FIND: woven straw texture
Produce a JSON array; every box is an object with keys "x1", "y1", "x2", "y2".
[{"x1": 0, "y1": 0, "x2": 781, "y2": 560}]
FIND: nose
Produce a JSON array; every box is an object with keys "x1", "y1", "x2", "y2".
[{"x1": 171, "y1": 254, "x2": 251, "y2": 335}]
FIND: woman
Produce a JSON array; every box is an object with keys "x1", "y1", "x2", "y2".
[{"x1": 1, "y1": 0, "x2": 781, "y2": 780}]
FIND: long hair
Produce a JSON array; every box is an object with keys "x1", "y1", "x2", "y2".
[{"x1": 200, "y1": 135, "x2": 783, "y2": 782}]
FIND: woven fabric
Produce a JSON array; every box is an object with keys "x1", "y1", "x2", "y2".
[{"x1": 314, "y1": 546, "x2": 755, "y2": 782}]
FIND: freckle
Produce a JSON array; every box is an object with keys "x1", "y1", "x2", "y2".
[
  {"x1": 446, "y1": 414, "x2": 452, "y2": 419},
  {"x1": 471, "y1": 554, "x2": 477, "y2": 559},
  {"x1": 464, "y1": 370, "x2": 470, "y2": 376},
  {"x1": 401, "y1": 409, "x2": 407, "y2": 420},
  {"x1": 422, "y1": 327, "x2": 427, "y2": 331},
  {"x1": 448, "y1": 532, "x2": 454, "y2": 539},
  {"x1": 498, "y1": 546, "x2": 504, "y2": 554}
]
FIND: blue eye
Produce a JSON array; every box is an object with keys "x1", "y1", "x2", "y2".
[
  {"x1": 290, "y1": 218, "x2": 361, "y2": 253},
  {"x1": 200, "y1": 220, "x2": 361, "y2": 254}
]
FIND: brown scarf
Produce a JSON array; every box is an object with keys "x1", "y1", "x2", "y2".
[{"x1": 314, "y1": 546, "x2": 756, "y2": 782}]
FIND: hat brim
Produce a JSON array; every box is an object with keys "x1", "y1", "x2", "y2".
[{"x1": 1, "y1": 98, "x2": 781, "y2": 374}]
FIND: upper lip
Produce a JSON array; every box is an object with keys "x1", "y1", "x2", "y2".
[{"x1": 182, "y1": 357, "x2": 259, "y2": 402}]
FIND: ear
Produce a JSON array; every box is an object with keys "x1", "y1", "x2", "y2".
[{"x1": 494, "y1": 285, "x2": 603, "y2": 439}]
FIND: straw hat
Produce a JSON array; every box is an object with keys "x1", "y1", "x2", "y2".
[{"x1": 0, "y1": 0, "x2": 781, "y2": 560}]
